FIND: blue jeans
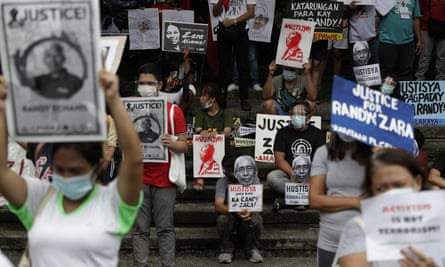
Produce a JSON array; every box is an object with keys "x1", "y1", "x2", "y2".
[
  {"x1": 232, "y1": 41, "x2": 259, "y2": 85},
  {"x1": 132, "y1": 185, "x2": 177, "y2": 267}
]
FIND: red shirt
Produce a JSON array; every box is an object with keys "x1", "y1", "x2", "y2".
[{"x1": 143, "y1": 103, "x2": 186, "y2": 187}]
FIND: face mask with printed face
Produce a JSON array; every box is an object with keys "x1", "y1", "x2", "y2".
[
  {"x1": 282, "y1": 69, "x2": 297, "y2": 81},
  {"x1": 137, "y1": 85, "x2": 157, "y2": 97},
  {"x1": 52, "y1": 170, "x2": 95, "y2": 201},
  {"x1": 290, "y1": 115, "x2": 306, "y2": 129}
]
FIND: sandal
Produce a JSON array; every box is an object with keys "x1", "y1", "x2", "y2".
[
  {"x1": 193, "y1": 178, "x2": 205, "y2": 192},
  {"x1": 273, "y1": 197, "x2": 284, "y2": 215}
]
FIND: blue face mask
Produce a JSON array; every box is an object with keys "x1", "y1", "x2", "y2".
[
  {"x1": 282, "y1": 70, "x2": 297, "y2": 81},
  {"x1": 380, "y1": 83, "x2": 395, "y2": 95},
  {"x1": 290, "y1": 115, "x2": 306, "y2": 129},
  {"x1": 52, "y1": 169, "x2": 95, "y2": 201}
]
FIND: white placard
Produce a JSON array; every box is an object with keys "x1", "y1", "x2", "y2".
[
  {"x1": 247, "y1": 0, "x2": 275, "y2": 43},
  {"x1": 228, "y1": 184, "x2": 263, "y2": 212},
  {"x1": 128, "y1": 8, "x2": 160, "y2": 50},
  {"x1": 162, "y1": 9, "x2": 194, "y2": 23},
  {"x1": 193, "y1": 134, "x2": 225, "y2": 178},
  {"x1": 285, "y1": 182, "x2": 309, "y2": 205},
  {"x1": 100, "y1": 36, "x2": 127, "y2": 74},
  {"x1": 353, "y1": 64, "x2": 381, "y2": 86}
]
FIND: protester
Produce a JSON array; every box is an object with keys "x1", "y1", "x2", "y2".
[
  {"x1": 215, "y1": 153, "x2": 263, "y2": 264},
  {"x1": 415, "y1": 0, "x2": 445, "y2": 80},
  {"x1": 159, "y1": 48, "x2": 197, "y2": 114},
  {"x1": 0, "y1": 71, "x2": 143, "y2": 266},
  {"x1": 337, "y1": 148, "x2": 438, "y2": 267},
  {"x1": 228, "y1": 41, "x2": 262, "y2": 92},
  {"x1": 211, "y1": 0, "x2": 255, "y2": 111},
  {"x1": 379, "y1": 74, "x2": 402, "y2": 99},
  {"x1": 131, "y1": 63, "x2": 188, "y2": 267},
  {"x1": 193, "y1": 81, "x2": 233, "y2": 191},
  {"x1": 262, "y1": 60, "x2": 316, "y2": 115},
  {"x1": 266, "y1": 100, "x2": 324, "y2": 212},
  {"x1": 427, "y1": 151, "x2": 445, "y2": 189},
  {"x1": 378, "y1": 0, "x2": 422, "y2": 82},
  {"x1": 309, "y1": 132, "x2": 372, "y2": 267}
]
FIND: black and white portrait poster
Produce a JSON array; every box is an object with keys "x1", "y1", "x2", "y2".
[
  {"x1": 122, "y1": 97, "x2": 168, "y2": 163},
  {"x1": 128, "y1": 8, "x2": 160, "y2": 50},
  {"x1": 162, "y1": 20, "x2": 208, "y2": 54},
  {"x1": 247, "y1": 0, "x2": 275, "y2": 43},
  {"x1": 0, "y1": 0, "x2": 106, "y2": 142}
]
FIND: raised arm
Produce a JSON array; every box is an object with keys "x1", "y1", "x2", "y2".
[
  {"x1": 99, "y1": 70, "x2": 143, "y2": 205},
  {"x1": 0, "y1": 76, "x2": 27, "y2": 207},
  {"x1": 262, "y1": 60, "x2": 276, "y2": 100}
]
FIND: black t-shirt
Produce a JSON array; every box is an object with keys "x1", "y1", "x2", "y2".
[{"x1": 273, "y1": 125, "x2": 325, "y2": 165}]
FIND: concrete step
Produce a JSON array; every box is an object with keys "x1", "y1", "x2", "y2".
[
  {"x1": 0, "y1": 203, "x2": 320, "y2": 227},
  {"x1": 0, "y1": 223, "x2": 318, "y2": 255}
]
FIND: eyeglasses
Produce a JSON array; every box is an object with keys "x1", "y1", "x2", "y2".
[{"x1": 137, "y1": 80, "x2": 158, "y2": 86}]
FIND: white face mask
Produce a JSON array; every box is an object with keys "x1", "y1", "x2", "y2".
[{"x1": 137, "y1": 85, "x2": 157, "y2": 97}]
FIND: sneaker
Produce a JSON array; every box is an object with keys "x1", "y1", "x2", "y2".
[
  {"x1": 218, "y1": 252, "x2": 233, "y2": 264},
  {"x1": 249, "y1": 248, "x2": 263, "y2": 263},
  {"x1": 241, "y1": 101, "x2": 251, "y2": 111},
  {"x1": 227, "y1": 83, "x2": 239, "y2": 92},
  {"x1": 252, "y1": 83, "x2": 262, "y2": 91}
]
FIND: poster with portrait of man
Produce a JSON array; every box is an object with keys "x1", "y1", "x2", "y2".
[
  {"x1": 275, "y1": 19, "x2": 315, "y2": 69},
  {"x1": 247, "y1": 0, "x2": 275, "y2": 43},
  {"x1": 162, "y1": 20, "x2": 208, "y2": 54},
  {"x1": 0, "y1": 0, "x2": 106, "y2": 142},
  {"x1": 128, "y1": 8, "x2": 160, "y2": 50},
  {"x1": 122, "y1": 97, "x2": 168, "y2": 162},
  {"x1": 193, "y1": 134, "x2": 225, "y2": 178}
]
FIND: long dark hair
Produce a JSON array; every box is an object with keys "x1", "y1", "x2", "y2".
[
  {"x1": 327, "y1": 132, "x2": 372, "y2": 165},
  {"x1": 363, "y1": 148, "x2": 425, "y2": 196}
]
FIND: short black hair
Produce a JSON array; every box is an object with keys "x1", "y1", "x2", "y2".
[
  {"x1": 52, "y1": 142, "x2": 103, "y2": 166},
  {"x1": 136, "y1": 63, "x2": 162, "y2": 82},
  {"x1": 290, "y1": 99, "x2": 311, "y2": 115}
]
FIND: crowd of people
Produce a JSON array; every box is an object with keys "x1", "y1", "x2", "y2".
[{"x1": 1, "y1": 0, "x2": 445, "y2": 266}]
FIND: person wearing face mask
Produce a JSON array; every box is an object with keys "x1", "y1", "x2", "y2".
[
  {"x1": 193, "y1": 81, "x2": 233, "y2": 191},
  {"x1": 214, "y1": 152, "x2": 264, "y2": 264},
  {"x1": 262, "y1": 59, "x2": 317, "y2": 115},
  {"x1": 309, "y1": 131, "x2": 373, "y2": 267},
  {"x1": 266, "y1": 100, "x2": 324, "y2": 213},
  {"x1": 132, "y1": 63, "x2": 188, "y2": 267},
  {"x1": 0, "y1": 71, "x2": 143, "y2": 266},
  {"x1": 380, "y1": 74, "x2": 403, "y2": 100},
  {"x1": 336, "y1": 148, "x2": 438, "y2": 267}
]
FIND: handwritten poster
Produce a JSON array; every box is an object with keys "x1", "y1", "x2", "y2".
[
  {"x1": 228, "y1": 184, "x2": 263, "y2": 212},
  {"x1": 255, "y1": 114, "x2": 321, "y2": 163},
  {"x1": 288, "y1": 0, "x2": 343, "y2": 40},
  {"x1": 361, "y1": 190, "x2": 445, "y2": 263},
  {"x1": 331, "y1": 75, "x2": 415, "y2": 153},
  {"x1": 400, "y1": 81, "x2": 445, "y2": 126},
  {"x1": 276, "y1": 18, "x2": 316, "y2": 69},
  {"x1": 0, "y1": 0, "x2": 106, "y2": 142},
  {"x1": 193, "y1": 134, "x2": 225, "y2": 178}
]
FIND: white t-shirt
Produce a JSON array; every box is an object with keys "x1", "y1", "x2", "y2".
[
  {"x1": 211, "y1": 0, "x2": 256, "y2": 29},
  {"x1": 9, "y1": 177, "x2": 142, "y2": 267}
]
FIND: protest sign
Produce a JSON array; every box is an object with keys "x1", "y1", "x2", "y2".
[
  {"x1": 162, "y1": 9, "x2": 194, "y2": 23},
  {"x1": 361, "y1": 190, "x2": 445, "y2": 263},
  {"x1": 228, "y1": 184, "x2": 263, "y2": 212},
  {"x1": 400, "y1": 81, "x2": 445, "y2": 126},
  {"x1": 255, "y1": 114, "x2": 321, "y2": 163},
  {"x1": 276, "y1": 19, "x2": 315, "y2": 69},
  {"x1": 234, "y1": 137, "x2": 256, "y2": 148},
  {"x1": 353, "y1": 64, "x2": 381, "y2": 86},
  {"x1": 207, "y1": 0, "x2": 219, "y2": 41},
  {"x1": 100, "y1": 36, "x2": 126, "y2": 74},
  {"x1": 193, "y1": 134, "x2": 225, "y2": 178},
  {"x1": 288, "y1": 0, "x2": 343, "y2": 40},
  {"x1": 128, "y1": 8, "x2": 160, "y2": 50},
  {"x1": 0, "y1": 0, "x2": 106, "y2": 142},
  {"x1": 162, "y1": 21, "x2": 208, "y2": 54},
  {"x1": 122, "y1": 97, "x2": 168, "y2": 162},
  {"x1": 342, "y1": 0, "x2": 375, "y2": 5},
  {"x1": 331, "y1": 75, "x2": 415, "y2": 153},
  {"x1": 247, "y1": 0, "x2": 275, "y2": 43},
  {"x1": 285, "y1": 182, "x2": 309, "y2": 205}
]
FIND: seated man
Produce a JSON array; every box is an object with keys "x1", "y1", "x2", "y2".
[
  {"x1": 266, "y1": 100, "x2": 324, "y2": 212},
  {"x1": 159, "y1": 48, "x2": 196, "y2": 114},
  {"x1": 262, "y1": 59, "x2": 316, "y2": 115},
  {"x1": 215, "y1": 153, "x2": 263, "y2": 264}
]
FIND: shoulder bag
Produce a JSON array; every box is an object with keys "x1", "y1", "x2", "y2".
[{"x1": 168, "y1": 104, "x2": 187, "y2": 193}]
